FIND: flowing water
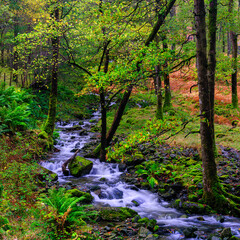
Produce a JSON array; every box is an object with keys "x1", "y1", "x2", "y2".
[{"x1": 41, "y1": 112, "x2": 240, "y2": 239}]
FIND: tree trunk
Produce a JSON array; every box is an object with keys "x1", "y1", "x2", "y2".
[
  {"x1": 230, "y1": 31, "x2": 238, "y2": 108},
  {"x1": 207, "y1": 0, "x2": 217, "y2": 154},
  {"x1": 106, "y1": 85, "x2": 133, "y2": 146},
  {"x1": 194, "y1": 0, "x2": 218, "y2": 206},
  {"x1": 162, "y1": 37, "x2": 172, "y2": 111},
  {"x1": 43, "y1": 7, "x2": 60, "y2": 137},
  {"x1": 100, "y1": 47, "x2": 109, "y2": 161},
  {"x1": 227, "y1": 32, "x2": 231, "y2": 56},
  {"x1": 228, "y1": 0, "x2": 238, "y2": 108},
  {"x1": 1, "y1": 49, "x2": 4, "y2": 65},
  {"x1": 155, "y1": 65, "x2": 163, "y2": 120},
  {"x1": 100, "y1": 89, "x2": 107, "y2": 162},
  {"x1": 13, "y1": 18, "x2": 19, "y2": 83},
  {"x1": 222, "y1": 28, "x2": 225, "y2": 53}
]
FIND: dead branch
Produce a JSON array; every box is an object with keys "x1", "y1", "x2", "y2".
[
  {"x1": 190, "y1": 84, "x2": 198, "y2": 93},
  {"x1": 165, "y1": 121, "x2": 190, "y2": 140},
  {"x1": 184, "y1": 131, "x2": 200, "y2": 138},
  {"x1": 62, "y1": 149, "x2": 80, "y2": 176}
]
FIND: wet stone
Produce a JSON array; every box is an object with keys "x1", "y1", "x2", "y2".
[
  {"x1": 138, "y1": 227, "x2": 152, "y2": 238},
  {"x1": 211, "y1": 236, "x2": 221, "y2": 240},
  {"x1": 183, "y1": 227, "x2": 198, "y2": 238},
  {"x1": 99, "y1": 192, "x2": 113, "y2": 199},
  {"x1": 220, "y1": 227, "x2": 232, "y2": 239},
  {"x1": 112, "y1": 188, "x2": 123, "y2": 199},
  {"x1": 89, "y1": 185, "x2": 101, "y2": 191},
  {"x1": 132, "y1": 200, "x2": 140, "y2": 207}
]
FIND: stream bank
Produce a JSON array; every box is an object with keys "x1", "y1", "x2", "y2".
[{"x1": 40, "y1": 112, "x2": 240, "y2": 239}]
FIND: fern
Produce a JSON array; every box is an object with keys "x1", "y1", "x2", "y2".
[
  {"x1": 0, "y1": 101, "x2": 30, "y2": 134},
  {"x1": 38, "y1": 187, "x2": 96, "y2": 233}
]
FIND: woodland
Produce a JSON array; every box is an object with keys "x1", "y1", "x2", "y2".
[{"x1": 0, "y1": 0, "x2": 240, "y2": 239}]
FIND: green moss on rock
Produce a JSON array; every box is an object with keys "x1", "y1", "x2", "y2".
[
  {"x1": 137, "y1": 217, "x2": 150, "y2": 225},
  {"x1": 182, "y1": 201, "x2": 212, "y2": 214},
  {"x1": 188, "y1": 194, "x2": 198, "y2": 202},
  {"x1": 66, "y1": 189, "x2": 93, "y2": 204},
  {"x1": 99, "y1": 207, "x2": 137, "y2": 222},
  {"x1": 69, "y1": 156, "x2": 93, "y2": 177}
]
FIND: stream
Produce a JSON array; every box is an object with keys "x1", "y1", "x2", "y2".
[{"x1": 41, "y1": 112, "x2": 240, "y2": 239}]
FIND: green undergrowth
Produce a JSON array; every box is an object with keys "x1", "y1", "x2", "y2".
[{"x1": 0, "y1": 130, "x2": 99, "y2": 239}]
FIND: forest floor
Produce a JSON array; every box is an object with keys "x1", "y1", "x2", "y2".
[{"x1": 169, "y1": 67, "x2": 240, "y2": 126}]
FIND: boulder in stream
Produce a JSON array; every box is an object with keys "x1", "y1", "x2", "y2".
[
  {"x1": 69, "y1": 156, "x2": 93, "y2": 177},
  {"x1": 66, "y1": 189, "x2": 94, "y2": 204},
  {"x1": 98, "y1": 207, "x2": 138, "y2": 222}
]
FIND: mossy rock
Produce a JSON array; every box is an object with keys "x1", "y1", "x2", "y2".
[
  {"x1": 66, "y1": 189, "x2": 93, "y2": 204},
  {"x1": 132, "y1": 215, "x2": 141, "y2": 223},
  {"x1": 137, "y1": 217, "x2": 150, "y2": 225},
  {"x1": 0, "y1": 216, "x2": 9, "y2": 230},
  {"x1": 188, "y1": 194, "x2": 198, "y2": 202},
  {"x1": 99, "y1": 207, "x2": 138, "y2": 222},
  {"x1": 171, "y1": 199, "x2": 182, "y2": 209},
  {"x1": 69, "y1": 156, "x2": 93, "y2": 177},
  {"x1": 182, "y1": 201, "x2": 212, "y2": 214},
  {"x1": 37, "y1": 165, "x2": 58, "y2": 182}
]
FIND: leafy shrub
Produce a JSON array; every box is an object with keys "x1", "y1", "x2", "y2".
[{"x1": 107, "y1": 116, "x2": 181, "y2": 162}]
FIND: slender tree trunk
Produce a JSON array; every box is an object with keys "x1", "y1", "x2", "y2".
[
  {"x1": 106, "y1": 85, "x2": 133, "y2": 146},
  {"x1": 227, "y1": 32, "x2": 231, "y2": 56},
  {"x1": 162, "y1": 37, "x2": 172, "y2": 111},
  {"x1": 170, "y1": 5, "x2": 176, "y2": 51},
  {"x1": 208, "y1": 0, "x2": 217, "y2": 154},
  {"x1": 1, "y1": 48, "x2": 4, "y2": 65},
  {"x1": 100, "y1": 89, "x2": 107, "y2": 161},
  {"x1": 13, "y1": 19, "x2": 19, "y2": 83},
  {"x1": 155, "y1": 65, "x2": 163, "y2": 120},
  {"x1": 195, "y1": 0, "x2": 218, "y2": 206},
  {"x1": 228, "y1": 0, "x2": 238, "y2": 108},
  {"x1": 43, "y1": 7, "x2": 60, "y2": 137},
  {"x1": 100, "y1": 48, "x2": 109, "y2": 161},
  {"x1": 230, "y1": 32, "x2": 238, "y2": 108},
  {"x1": 222, "y1": 29, "x2": 225, "y2": 53}
]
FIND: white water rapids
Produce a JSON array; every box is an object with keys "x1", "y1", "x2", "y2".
[{"x1": 40, "y1": 112, "x2": 240, "y2": 239}]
